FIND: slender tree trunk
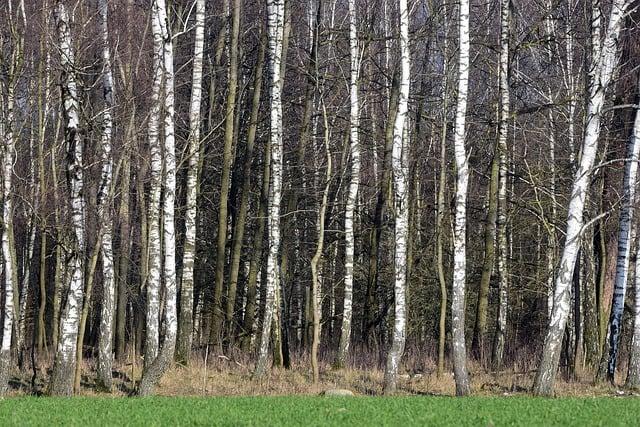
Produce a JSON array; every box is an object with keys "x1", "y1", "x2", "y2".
[
  {"x1": 211, "y1": 0, "x2": 241, "y2": 346},
  {"x1": 335, "y1": 0, "x2": 360, "y2": 369},
  {"x1": 451, "y1": 0, "x2": 471, "y2": 396},
  {"x1": 310, "y1": 101, "x2": 332, "y2": 383},
  {"x1": 96, "y1": 0, "x2": 116, "y2": 391},
  {"x1": 138, "y1": 0, "x2": 178, "y2": 395},
  {"x1": 143, "y1": 3, "x2": 165, "y2": 370},
  {"x1": 49, "y1": 2, "x2": 86, "y2": 396},
  {"x1": 626, "y1": 105, "x2": 640, "y2": 388},
  {"x1": 491, "y1": 0, "x2": 510, "y2": 371},
  {"x1": 255, "y1": 0, "x2": 286, "y2": 378},
  {"x1": 177, "y1": 0, "x2": 205, "y2": 364},
  {"x1": 0, "y1": 37, "x2": 20, "y2": 399},
  {"x1": 383, "y1": 0, "x2": 410, "y2": 395},
  {"x1": 533, "y1": 0, "x2": 630, "y2": 396},
  {"x1": 606, "y1": 88, "x2": 640, "y2": 383}
]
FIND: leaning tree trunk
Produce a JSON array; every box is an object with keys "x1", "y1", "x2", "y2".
[
  {"x1": 491, "y1": 0, "x2": 510, "y2": 371},
  {"x1": 533, "y1": 0, "x2": 630, "y2": 396},
  {"x1": 451, "y1": 0, "x2": 471, "y2": 396},
  {"x1": 335, "y1": 0, "x2": 360, "y2": 369},
  {"x1": 606, "y1": 84, "x2": 640, "y2": 383},
  {"x1": 96, "y1": 0, "x2": 116, "y2": 391},
  {"x1": 177, "y1": 0, "x2": 205, "y2": 365},
  {"x1": 49, "y1": 2, "x2": 86, "y2": 396},
  {"x1": 383, "y1": 0, "x2": 410, "y2": 395},
  {"x1": 254, "y1": 0, "x2": 286, "y2": 378},
  {"x1": 138, "y1": 0, "x2": 178, "y2": 396}
]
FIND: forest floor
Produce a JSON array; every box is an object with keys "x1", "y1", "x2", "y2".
[
  {"x1": 5, "y1": 351, "x2": 636, "y2": 398},
  {"x1": 3, "y1": 354, "x2": 640, "y2": 425}
]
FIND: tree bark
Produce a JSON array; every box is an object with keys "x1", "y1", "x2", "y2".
[
  {"x1": 533, "y1": 0, "x2": 630, "y2": 396},
  {"x1": 254, "y1": 0, "x2": 286, "y2": 378},
  {"x1": 451, "y1": 0, "x2": 471, "y2": 396},
  {"x1": 49, "y1": 2, "x2": 86, "y2": 396},
  {"x1": 177, "y1": 0, "x2": 205, "y2": 364},
  {"x1": 383, "y1": 0, "x2": 410, "y2": 395}
]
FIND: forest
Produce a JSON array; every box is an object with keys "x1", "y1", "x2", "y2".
[{"x1": 0, "y1": 0, "x2": 639, "y2": 402}]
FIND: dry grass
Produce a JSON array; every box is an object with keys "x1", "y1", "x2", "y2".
[{"x1": 7, "y1": 349, "x2": 627, "y2": 397}]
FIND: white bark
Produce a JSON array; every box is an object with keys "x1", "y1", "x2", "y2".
[
  {"x1": 255, "y1": 0, "x2": 286, "y2": 378},
  {"x1": 533, "y1": 0, "x2": 631, "y2": 396},
  {"x1": 0, "y1": 52, "x2": 17, "y2": 397},
  {"x1": 50, "y1": 2, "x2": 86, "y2": 396},
  {"x1": 177, "y1": 0, "x2": 205, "y2": 364},
  {"x1": 144, "y1": 2, "x2": 165, "y2": 368},
  {"x1": 626, "y1": 104, "x2": 640, "y2": 389},
  {"x1": 607, "y1": 88, "x2": 640, "y2": 381},
  {"x1": 492, "y1": 0, "x2": 510, "y2": 370},
  {"x1": 451, "y1": 0, "x2": 471, "y2": 396},
  {"x1": 336, "y1": 0, "x2": 360, "y2": 369},
  {"x1": 139, "y1": 0, "x2": 178, "y2": 396},
  {"x1": 383, "y1": 0, "x2": 410, "y2": 395},
  {"x1": 96, "y1": 0, "x2": 116, "y2": 390}
]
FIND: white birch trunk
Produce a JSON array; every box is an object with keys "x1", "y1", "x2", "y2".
[
  {"x1": 383, "y1": 0, "x2": 410, "y2": 395},
  {"x1": 139, "y1": 0, "x2": 178, "y2": 395},
  {"x1": 50, "y1": 2, "x2": 86, "y2": 396},
  {"x1": 533, "y1": 0, "x2": 631, "y2": 396},
  {"x1": 627, "y1": 106, "x2": 640, "y2": 388},
  {"x1": 96, "y1": 0, "x2": 116, "y2": 391},
  {"x1": 143, "y1": 2, "x2": 165, "y2": 369},
  {"x1": 336, "y1": 0, "x2": 360, "y2": 369},
  {"x1": 0, "y1": 56, "x2": 17, "y2": 397},
  {"x1": 177, "y1": 0, "x2": 205, "y2": 364},
  {"x1": 606, "y1": 88, "x2": 640, "y2": 381},
  {"x1": 492, "y1": 0, "x2": 510, "y2": 370},
  {"x1": 255, "y1": 0, "x2": 286, "y2": 378},
  {"x1": 451, "y1": 0, "x2": 471, "y2": 396}
]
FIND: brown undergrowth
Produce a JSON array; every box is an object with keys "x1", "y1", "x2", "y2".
[{"x1": 6, "y1": 348, "x2": 628, "y2": 397}]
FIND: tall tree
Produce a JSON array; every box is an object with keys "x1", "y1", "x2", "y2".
[
  {"x1": 255, "y1": 0, "x2": 286, "y2": 378},
  {"x1": 625, "y1": 98, "x2": 640, "y2": 389},
  {"x1": 451, "y1": 0, "x2": 471, "y2": 396},
  {"x1": 49, "y1": 1, "x2": 86, "y2": 396},
  {"x1": 138, "y1": 0, "x2": 178, "y2": 395},
  {"x1": 335, "y1": 0, "x2": 360, "y2": 369},
  {"x1": 606, "y1": 84, "x2": 640, "y2": 383},
  {"x1": 491, "y1": 0, "x2": 511, "y2": 370},
  {"x1": 383, "y1": 0, "x2": 410, "y2": 395},
  {"x1": 96, "y1": 0, "x2": 116, "y2": 391},
  {"x1": 177, "y1": 0, "x2": 205, "y2": 364},
  {"x1": 211, "y1": 0, "x2": 241, "y2": 345},
  {"x1": 533, "y1": 0, "x2": 631, "y2": 396}
]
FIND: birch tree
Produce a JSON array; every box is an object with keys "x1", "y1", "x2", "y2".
[
  {"x1": 533, "y1": 0, "x2": 631, "y2": 396},
  {"x1": 0, "y1": 0, "x2": 23, "y2": 394},
  {"x1": 626, "y1": 101, "x2": 640, "y2": 389},
  {"x1": 254, "y1": 0, "x2": 286, "y2": 378},
  {"x1": 177, "y1": 0, "x2": 205, "y2": 364},
  {"x1": 335, "y1": 0, "x2": 360, "y2": 369},
  {"x1": 606, "y1": 86, "x2": 640, "y2": 382},
  {"x1": 49, "y1": 2, "x2": 86, "y2": 396},
  {"x1": 143, "y1": 1, "x2": 165, "y2": 369},
  {"x1": 96, "y1": 0, "x2": 116, "y2": 391},
  {"x1": 491, "y1": 0, "x2": 510, "y2": 370},
  {"x1": 451, "y1": 0, "x2": 471, "y2": 396},
  {"x1": 138, "y1": 0, "x2": 178, "y2": 396},
  {"x1": 383, "y1": 0, "x2": 410, "y2": 395}
]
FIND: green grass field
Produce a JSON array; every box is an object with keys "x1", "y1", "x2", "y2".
[{"x1": 0, "y1": 396, "x2": 638, "y2": 426}]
